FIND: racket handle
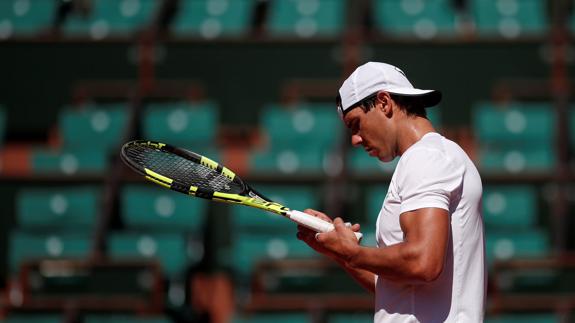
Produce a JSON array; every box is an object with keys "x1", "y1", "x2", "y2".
[{"x1": 288, "y1": 210, "x2": 363, "y2": 241}]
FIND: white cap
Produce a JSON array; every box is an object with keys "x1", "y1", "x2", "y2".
[{"x1": 337, "y1": 62, "x2": 441, "y2": 116}]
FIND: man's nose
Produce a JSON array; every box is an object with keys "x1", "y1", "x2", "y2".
[{"x1": 351, "y1": 134, "x2": 363, "y2": 146}]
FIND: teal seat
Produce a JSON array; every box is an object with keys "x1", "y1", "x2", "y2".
[
  {"x1": 85, "y1": 315, "x2": 171, "y2": 323},
  {"x1": 473, "y1": 102, "x2": 554, "y2": 143},
  {"x1": 483, "y1": 185, "x2": 537, "y2": 229},
  {"x1": 59, "y1": 104, "x2": 128, "y2": 152},
  {"x1": 485, "y1": 230, "x2": 550, "y2": 265},
  {"x1": 366, "y1": 185, "x2": 389, "y2": 224},
  {"x1": 142, "y1": 101, "x2": 219, "y2": 150},
  {"x1": 173, "y1": 0, "x2": 253, "y2": 39},
  {"x1": 473, "y1": 102, "x2": 556, "y2": 173},
  {"x1": 329, "y1": 313, "x2": 373, "y2": 323},
  {"x1": 64, "y1": 0, "x2": 158, "y2": 39},
  {"x1": 230, "y1": 185, "x2": 318, "y2": 232},
  {"x1": 17, "y1": 186, "x2": 100, "y2": 231},
  {"x1": 261, "y1": 103, "x2": 341, "y2": 150},
  {"x1": 233, "y1": 313, "x2": 311, "y2": 323},
  {"x1": 268, "y1": 0, "x2": 345, "y2": 38},
  {"x1": 121, "y1": 185, "x2": 207, "y2": 232},
  {"x1": 249, "y1": 147, "x2": 332, "y2": 175},
  {"x1": 485, "y1": 313, "x2": 559, "y2": 323},
  {"x1": 347, "y1": 149, "x2": 398, "y2": 175},
  {"x1": 0, "y1": 0, "x2": 55, "y2": 39},
  {"x1": 31, "y1": 148, "x2": 107, "y2": 175},
  {"x1": 231, "y1": 233, "x2": 318, "y2": 279},
  {"x1": 374, "y1": 0, "x2": 458, "y2": 39},
  {"x1": 4, "y1": 315, "x2": 63, "y2": 323},
  {"x1": 471, "y1": 0, "x2": 547, "y2": 38},
  {"x1": 109, "y1": 233, "x2": 196, "y2": 277},
  {"x1": 9, "y1": 231, "x2": 91, "y2": 273},
  {"x1": 427, "y1": 107, "x2": 441, "y2": 128}
]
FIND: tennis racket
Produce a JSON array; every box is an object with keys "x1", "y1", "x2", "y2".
[{"x1": 120, "y1": 140, "x2": 362, "y2": 240}]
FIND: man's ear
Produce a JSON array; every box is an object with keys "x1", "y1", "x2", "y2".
[{"x1": 377, "y1": 91, "x2": 393, "y2": 116}]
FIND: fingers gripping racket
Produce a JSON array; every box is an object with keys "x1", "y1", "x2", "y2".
[{"x1": 121, "y1": 140, "x2": 362, "y2": 240}]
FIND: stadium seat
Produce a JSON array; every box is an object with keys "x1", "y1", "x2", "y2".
[
  {"x1": 0, "y1": 0, "x2": 55, "y2": 39},
  {"x1": 471, "y1": 0, "x2": 547, "y2": 39},
  {"x1": 229, "y1": 185, "x2": 318, "y2": 232},
  {"x1": 485, "y1": 229, "x2": 550, "y2": 265},
  {"x1": 108, "y1": 233, "x2": 197, "y2": 277},
  {"x1": 249, "y1": 146, "x2": 333, "y2": 174},
  {"x1": 172, "y1": 0, "x2": 253, "y2": 39},
  {"x1": 231, "y1": 233, "x2": 318, "y2": 279},
  {"x1": 472, "y1": 102, "x2": 556, "y2": 173},
  {"x1": 483, "y1": 185, "x2": 538, "y2": 229},
  {"x1": 232, "y1": 312, "x2": 311, "y2": 323},
  {"x1": 374, "y1": 0, "x2": 459, "y2": 39},
  {"x1": 9, "y1": 231, "x2": 91, "y2": 272},
  {"x1": 485, "y1": 313, "x2": 559, "y2": 323},
  {"x1": 261, "y1": 103, "x2": 340, "y2": 149},
  {"x1": 59, "y1": 104, "x2": 128, "y2": 152},
  {"x1": 64, "y1": 0, "x2": 158, "y2": 39},
  {"x1": 84, "y1": 315, "x2": 171, "y2": 323},
  {"x1": 267, "y1": 0, "x2": 345, "y2": 38},
  {"x1": 17, "y1": 186, "x2": 100, "y2": 231},
  {"x1": 142, "y1": 101, "x2": 219, "y2": 151},
  {"x1": 366, "y1": 185, "x2": 389, "y2": 224},
  {"x1": 30, "y1": 148, "x2": 108, "y2": 175},
  {"x1": 121, "y1": 185, "x2": 207, "y2": 232},
  {"x1": 4, "y1": 315, "x2": 62, "y2": 323}
]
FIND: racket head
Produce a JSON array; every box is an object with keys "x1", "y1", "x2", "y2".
[{"x1": 120, "y1": 140, "x2": 247, "y2": 198}]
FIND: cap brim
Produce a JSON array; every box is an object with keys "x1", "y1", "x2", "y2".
[{"x1": 386, "y1": 88, "x2": 442, "y2": 108}]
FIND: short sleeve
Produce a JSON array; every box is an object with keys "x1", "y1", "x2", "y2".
[{"x1": 397, "y1": 147, "x2": 464, "y2": 214}]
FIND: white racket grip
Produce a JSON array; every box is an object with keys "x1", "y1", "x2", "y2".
[{"x1": 288, "y1": 210, "x2": 363, "y2": 241}]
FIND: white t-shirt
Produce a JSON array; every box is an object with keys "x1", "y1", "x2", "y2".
[{"x1": 374, "y1": 132, "x2": 486, "y2": 323}]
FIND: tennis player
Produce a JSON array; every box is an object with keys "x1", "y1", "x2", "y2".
[{"x1": 297, "y1": 62, "x2": 486, "y2": 322}]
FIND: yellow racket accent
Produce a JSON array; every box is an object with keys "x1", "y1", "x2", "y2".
[
  {"x1": 221, "y1": 167, "x2": 236, "y2": 181},
  {"x1": 213, "y1": 192, "x2": 289, "y2": 215},
  {"x1": 200, "y1": 156, "x2": 218, "y2": 170},
  {"x1": 145, "y1": 168, "x2": 173, "y2": 184},
  {"x1": 189, "y1": 186, "x2": 198, "y2": 194}
]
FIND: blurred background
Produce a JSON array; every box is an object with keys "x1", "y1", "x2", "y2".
[{"x1": 0, "y1": 0, "x2": 574, "y2": 322}]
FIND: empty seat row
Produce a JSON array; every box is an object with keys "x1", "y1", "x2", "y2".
[{"x1": 0, "y1": 0, "x2": 563, "y2": 40}]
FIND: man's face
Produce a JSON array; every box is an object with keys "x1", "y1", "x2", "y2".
[{"x1": 342, "y1": 102, "x2": 395, "y2": 162}]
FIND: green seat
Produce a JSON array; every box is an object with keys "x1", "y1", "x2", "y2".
[
  {"x1": 483, "y1": 185, "x2": 537, "y2": 229},
  {"x1": 109, "y1": 233, "x2": 196, "y2": 277},
  {"x1": 231, "y1": 233, "x2": 318, "y2": 279},
  {"x1": 31, "y1": 148, "x2": 107, "y2": 175},
  {"x1": 85, "y1": 315, "x2": 171, "y2": 323},
  {"x1": 142, "y1": 101, "x2": 218, "y2": 150},
  {"x1": 4, "y1": 315, "x2": 63, "y2": 323},
  {"x1": 485, "y1": 313, "x2": 559, "y2": 323},
  {"x1": 64, "y1": 0, "x2": 158, "y2": 39},
  {"x1": 59, "y1": 104, "x2": 128, "y2": 152},
  {"x1": 17, "y1": 186, "x2": 100, "y2": 231},
  {"x1": 9, "y1": 231, "x2": 91, "y2": 273},
  {"x1": 121, "y1": 185, "x2": 206, "y2": 232},
  {"x1": 374, "y1": 0, "x2": 458, "y2": 39},
  {"x1": 230, "y1": 185, "x2": 318, "y2": 232},
  {"x1": 473, "y1": 102, "x2": 555, "y2": 173},
  {"x1": 485, "y1": 230, "x2": 550, "y2": 265},
  {"x1": 471, "y1": 0, "x2": 547, "y2": 38},
  {"x1": 173, "y1": 0, "x2": 253, "y2": 38},
  {"x1": 473, "y1": 102, "x2": 554, "y2": 143},
  {"x1": 261, "y1": 103, "x2": 341, "y2": 150},
  {"x1": 268, "y1": 0, "x2": 345, "y2": 38},
  {"x1": 366, "y1": 185, "x2": 389, "y2": 224},
  {"x1": 329, "y1": 313, "x2": 373, "y2": 323},
  {"x1": 347, "y1": 148, "x2": 398, "y2": 175},
  {"x1": 0, "y1": 0, "x2": 55, "y2": 39},
  {"x1": 233, "y1": 313, "x2": 311, "y2": 323},
  {"x1": 249, "y1": 147, "x2": 332, "y2": 175}
]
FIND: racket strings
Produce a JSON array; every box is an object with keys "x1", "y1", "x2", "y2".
[{"x1": 126, "y1": 145, "x2": 243, "y2": 194}]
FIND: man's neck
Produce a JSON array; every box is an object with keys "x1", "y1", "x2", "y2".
[{"x1": 396, "y1": 116, "x2": 436, "y2": 156}]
